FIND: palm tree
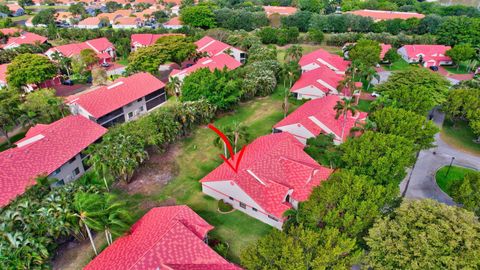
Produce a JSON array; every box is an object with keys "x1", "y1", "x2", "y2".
[
  {"x1": 334, "y1": 97, "x2": 358, "y2": 142},
  {"x1": 51, "y1": 51, "x2": 72, "y2": 78},
  {"x1": 284, "y1": 45, "x2": 303, "y2": 63},
  {"x1": 166, "y1": 76, "x2": 181, "y2": 100},
  {"x1": 213, "y1": 122, "x2": 250, "y2": 157},
  {"x1": 282, "y1": 208, "x2": 299, "y2": 231},
  {"x1": 281, "y1": 62, "x2": 301, "y2": 118},
  {"x1": 74, "y1": 192, "x2": 105, "y2": 256},
  {"x1": 349, "y1": 118, "x2": 377, "y2": 136},
  {"x1": 102, "y1": 194, "x2": 132, "y2": 246}
]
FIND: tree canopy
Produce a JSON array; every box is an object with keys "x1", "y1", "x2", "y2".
[
  {"x1": 340, "y1": 131, "x2": 416, "y2": 184},
  {"x1": 6, "y1": 53, "x2": 57, "y2": 88},
  {"x1": 450, "y1": 172, "x2": 480, "y2": 216},
  {"x1": 365, "y1": 199, "x2": 480, "y2": 269},
  {"x1": 443, "y1": 87, "x2": 480, "y2": 141},
  {"x1": 349, "y1": 39, "x2": 381, "y2": 67},
  {"x1": 371, "y1": 107, "x2": 439, "y2": 150},
  {"x1": 180, "y1": 5, "x2": 217, "y2": 29},
  {"x1": 446, "y1": 44, "x2": 476, "y2": 67},
  {"x1": 32, "y1": 9, "x2": 56, "y2": 26},
  {"x1": 21, "y1": 88, "x2": 65, "y2": 124}
]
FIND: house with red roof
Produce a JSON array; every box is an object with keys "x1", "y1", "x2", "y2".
[
  {"x1": 112, "y1": 16, "x2": 142, "y2": 29},
  {"x1": 195, "y1": 36, "x2": 246, "y2": 63},
  {"x1": 6, "y1": 4, "x2": 25, "y2": 17},
  {"x1": 163, "y1": 16, "x2": 182, "y2": 29},
  {"x1": 85, "y1": 205, "x2": 241, "y2": 270},
  {"x1": 346, "y1": 9, "x2": 425, "y2": 21},
  {"x1": 1, "y1": 32, "x2": 48, "y2": 50},
  {"x1": 67, "y1": 72, "x2": 166, "y2": 127},
  {"x1": 0, "y1": 115, "x2": 107, "y2": 207},
  {"x1": 130, "y1": 33, "x2": 184, "y2": 51},
  {"x1": 273, "y1": 96, "x2": 368, "y2": 145},
  {"x1": 45, "y1": 37, "x2": 116, "y2": 64},
  {"x1": 263, "y1": 6, "x2": 298, "y2": 17},
  {"x1": 299, "y1": 48, "x2": 350, "y2": 75},
  {"x1": 397, "y1": 44, "x2": 452, "y2": 67},
  {"x1": 170, "y1": 53, "x2": 241, "y2": 81},
  {"x1": 200, "y1": 133, "x2": 334, "y2": 229},
  {"x1": 290, "y1": 66, "x2": 343, "y2": 100},
  {"x1": 380, "y1": 43, "x2": 392, "y2": 59},
  {"x1": 76, "y1": 17, "x2": 104, "y2": 29},
  {"x1": 0, "y1": 62, "x2": 62, "y2": 92}
]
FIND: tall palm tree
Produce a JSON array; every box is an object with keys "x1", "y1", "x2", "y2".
[
  {"x1": 284, "y1": 45, "x2": 303, "y2": 63},
  {"x1": 166, "y1": 76, "x2": 181, "y2": 100},
  {"x1": 51, "y1": 51, "x2": 72, "y2": 78},
  {"x1": 281, "y1": 62, "x2": 301, "y2": 118},
  {"x1": 334, "y1": 97, "x2": 358, "y2": 142},
  {"x1": 74, "y1": 192, "x2": 105, "y2": 256},
  {"x1": 363, "y1": 66, "x2": 379, "y2": 91},
  {"x1": 213, "y1": 122, "x2": 250, "y2": 157},
  {"x1": 102, "y1": 194, "x2": 132, "y2": 246}
]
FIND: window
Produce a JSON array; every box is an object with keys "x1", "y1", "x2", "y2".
[
  {"x1": 68, "y1": 156, "x2": 76, "y2": 164},
  {"x1": 268, "y1": 215, "x2": 279, "y2": 222},
  {"x1": 52, "y1": 168, "x2": 61, "y2": 175},
  {"x1": 252, "y1": 207, "x2": 258, "y2": 212},
  {"x1": 239, "y1": 202, "x2": 246, "y2": 209},
  {"x1": 137, "y1": 98, "x2": 142, "y2": 102},
  {"x1": 229, "y1": 196, "x2": 233, "y2": 200},
  {"x1": 128, "y1": 112, "x2": 134, "y2": 118},
  {"x1": 73, "y1": 167, "x2": 80, "y2": 176},
  {"x1": 139, "y1": 106, "x2": 144, "y2": 112},
  {"x1": 55, "y1": 179, "x2": 65, "y2": 186}
]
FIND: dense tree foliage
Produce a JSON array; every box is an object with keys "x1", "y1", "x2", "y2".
[
  {"x1": 6, "y1": 53, "x2": 57, "y2": 89},
  {"x1": 443, "y1": 87, "x2": 480, "y2": 141},
  {"x1": 450, "y1": 172, "x2": 480, "y2": 216},
  {"x1": 371, "y1": 107, "x2": 439, "y2": 150},
  {"x1": 214, "y1": 8, "x2": 268, "y2": 31},
  {"x1": 305, "y1": 134, "x2": 342, "y2": 169},
  {"x1": 180, "y1": 5, "x2": 217, "y2": 29},
  {"x1": 299, "y1": 170, "x2": 398, "y2": 240},
  {"x1": 436, "y1": 17, "x2": 480, "y2": 46},
  {"x1": 375, "y1": 69, "x2": 450, "y2": 115},
  {"x1": 0, "y1": 89, "x2": 22, "y2": 146},
  {"x1": 365, "y1": 199, "x2": 480, "y2": 269},
  {"x1": 257, "y1": 26, "x2": 299, "y2": 46},
  {"x1": 340, "y1": 131, "x2": 416, "y2": 185},
  {"x1": 181, "y1": 68, "x2": 242, "y2": 110},
  {"x1": 445, "y1": 44, "x2": 476, "y2": 68},
  {"x1": 32, "y1": 9, "x2": 56, "y2": 26},
  {"x1": 21, "y1": 88, "x2": 66, "y2": 124},
  {"x1": 349, "y1": 39, "x2": 381, "y2": 67}
]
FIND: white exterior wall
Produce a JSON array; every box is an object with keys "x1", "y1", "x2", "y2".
[
  {"x1": 48, "y1": 153, "x2": 85, "y2": 185},
  {"x1": 397, "y1": 47, "x2": 412, "y2": 63},
  {"x1": 76, "y1": 24, "x2": 100, "y2": 29},
  {"x1": 122, "y1": 98, "x2": 147, "y2": 122},
  {"x1": 202, "y1": 181, "x2": 284, "y2": 230},
  {"x1": 294, "y1": 85, "x2": 326, "y2": 100},
  {"x1": 228, "y1": 47, "x2": 246, "y2": 63},
  {"x1": 69, "y1": 103, "x2": 94, "y2": 121},
  {"x1": 112, "y1": 24, "x2": 139, "y2": 29},
  {"x1": 163, "y1": 24, "x2": 182, "y2": 30},
  {"x1": 275, "y1": 124, "x2": 315, "y2": 145}
]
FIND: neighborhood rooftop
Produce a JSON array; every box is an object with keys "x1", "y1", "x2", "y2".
[
  {"x1": 346, "y1": 9, "x2": 425, "y2": 20},
  {"x1": 0, "y1": 116, "x2": 107, "y2": 207},
  {"x1": 85, "y1": 205, "x2": 241, "y2": 270}
]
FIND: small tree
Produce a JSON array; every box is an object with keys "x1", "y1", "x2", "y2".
[
  {"x1": 180, "y1": 5, "x2": 216, "y2": 29},
  {"x1": 349, "y1": 39, "x2": 381, "y2": 67},
  {"x1": 334, "y1": 97, "x2": 358, "y2": 141},
  {"x1": 21, "y1": 88, "x2": 65, "y2": 124},
  {"x1": 383, "y1": 47, "x2": 400, "y2": 65},
  {"x1": 0, "y1": 89, "x2": 22, "y2": 146},
  {"x1": 91, "y1": 66, "x2": 108, "y2": 86},
  {"x1": 446, "y1": 44, "x2": 476, "y2": 70},
  {"x1": 450, "y1": 172, "x2": 480, "y2": 216}
]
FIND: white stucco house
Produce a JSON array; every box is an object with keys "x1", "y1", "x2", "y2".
[
  {"x1": 273, "y1": 95, "x2": 368, "y2": 145},
  {"x1": 195, "y1": 36, "x2": 246, "y2": 63},
  {"x1": 397, "y1": 44, "x2": 453, "y2": 67},
  {"x1": 290, "y1": 65, "x2": 343, "y2": 100},
  {"x1": 299, "y1": 48, "x2": 350, "y2": 74},
  {"x1": 200, "y1": 133, "x2": 333, "y2": 230},
  {"x1": 66, "y1": 73, "x2": 166, "y2": 127}
]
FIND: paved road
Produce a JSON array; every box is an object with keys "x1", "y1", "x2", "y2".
[{"x1": 400, "y1": 110, "x2": 480, "y2": 205}]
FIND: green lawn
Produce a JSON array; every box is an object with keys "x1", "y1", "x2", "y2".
[
  {"x1": 0, "y1": 131, "x2": 26, "y2": 152},
  {"x1": 435, "y1": 165, "x2": 477, "y2": 195},
  {"x1": 117, "y1": 58, "x2": 129, "y2": 66},
  {"x1": 441, "y1": 118, "x2": 480, "y2": 156},
  {"x1": 11, "y1": 15, "x2": 30, "y2": 22},
  {"x1": 25, "y1": 5, "x2": 69, "y2": 9},
  {"x1": 151, "y1": 86, "x2": 298, "y2": 263},
  {"x1": 382, "y1": 58, "x2": 417, "y2": 71},
  {"x1": 443, "y1": 64, "x2": 471, "y2": 75}
]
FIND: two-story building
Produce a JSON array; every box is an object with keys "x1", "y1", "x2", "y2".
[
  {"x1": 195, "y1": 36, "x2": 246, "y2": 63},
  {"x1": 67, "y1": 72, "x2": 166, "y2": 127},
  {"x1": 0, "y1": 116, "x2": 107, "y2": 207}
]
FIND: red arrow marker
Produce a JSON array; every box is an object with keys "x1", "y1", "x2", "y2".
[{"x1": 208, "y1": 124, "x2": 246, "y2": 173}]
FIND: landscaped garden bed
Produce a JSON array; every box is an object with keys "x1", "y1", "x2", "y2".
[{"x1": 435, "y1": 165, "x2": 477, "y2": 195}]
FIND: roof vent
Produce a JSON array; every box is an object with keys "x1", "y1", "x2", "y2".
[
  {"x1": 107, "y1": 81, "x2": 124, "y2": 89},
  {"x1": 247, "y1": 169, "x2": 266, "y2": 186},
  {"x1": 201, "y1": 59, "x2": 213, "y2": 65},
  {"x1": 17, "y1": 134, "x2": 44, "y2": 148}
]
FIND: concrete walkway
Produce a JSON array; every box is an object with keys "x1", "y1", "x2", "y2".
[{"x1": 400, "y1": 109, "x2": 480, "y2": 205}]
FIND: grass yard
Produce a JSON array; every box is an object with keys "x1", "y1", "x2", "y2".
[
  {"x1": 147, "y1": 86, "x2": 298, "y2": 263},
  {"x1": 435, "y1": 165, "x2": 477, "y2": 195},
  {"x1": 441, "y1": 118, "x2": 480, "y2": 156},
  {"x1": 11, "y1": 15, "x2": 30, "y2": 22},
  {"x1": 443, "y1": 64, "x2": 471, "y2": 75},
  {"x1": 25, "y1": 5, "x2": 69, "y2": 10},
  {"x1": 117, "y1": 58, "x2": 129, "y2": 66},
  {"x1": 382, "y1": 58, "x2": 417, "y2": 71}
]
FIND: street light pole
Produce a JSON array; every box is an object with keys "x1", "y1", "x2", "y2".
[{"x1": 445, "y1": 156, "x2": 456, "y2": 178}]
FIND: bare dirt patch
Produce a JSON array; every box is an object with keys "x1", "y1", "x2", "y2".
[{"x1": 116, "y1": 145, "x2": 181, "y2": 196}]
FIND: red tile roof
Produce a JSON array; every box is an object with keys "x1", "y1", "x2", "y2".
[
  {"x1": 290, "y1": 66, "x2": 343, "y2": 95},
  {"x1": 114, "y1": 16, "x2": 141, "y2": 26},
  {"x1": 47, "y1": 38, "x2": 114, "y2": 58},
  {"x1": 170, "y1": 54, "x2": 241, "y2": 78},
  {"x1": 195, "y1": 36, "x2": 243, "y2": 57},
  {"x1": 274, "y1": 96, "x2": 368, "y2": 141},
  {"x1": 380, "y1": 43, "x2": 392, "y2": 58},
  {"x1": 263, "y1": 6, "x2": 298, "y2": 16},
  {"x1": 346, "y1": 9, "x2": 425, "y2": 20},
  {"x1": 85, "y1": 205, "x2": 241, "y2": 270},
  {"x1": 400, "y1": 44, "x2": 451, "y2": 64},
  {"x1": 201, "y1": 133, "x2": 333, "y2": 218},
  {"x1": 7, "y1": 3, "x2": 23, "y2": 13},
  {"x1": 67, "y1": 72, "x2": 165, "y2": 119},
  {"x1": 77, "y1": 17, "x2": 101, "y2": 26},
  {"x1": 164, "y1": 16, "x2": 182, "y2": 26},
  {"x1": 0, "y1": 28, "x2": 22, "y2": 35},
  {"x1": 0, "y1": 116, "x2": 107, "y2": 207},
  {"x1": 1, "y1": 32, "x2": 48, "y2": 49},
  {"x1": 130, "y1": 33, "x2": 184, "y2": 47},
  {"x1": 299, "y1": 48, "x2": 350, "y2": 73}
]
